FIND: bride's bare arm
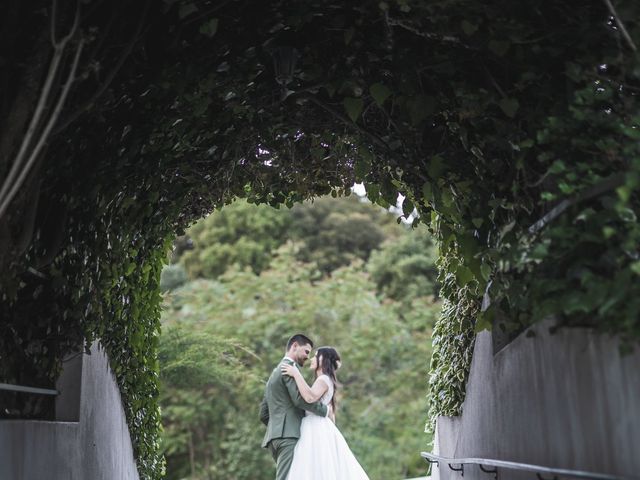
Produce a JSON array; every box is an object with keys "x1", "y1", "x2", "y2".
[{"x1": 281, "y1": 364, "x2": 328, "y2": 403}]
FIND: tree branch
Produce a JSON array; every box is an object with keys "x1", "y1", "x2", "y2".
[
  {"x1": 51, "y1": 0, "x2": 81, "y2": 49},
  {"x1": 14, "y1": 161, "x2": 43, "y2": 256},
  {"x1": 0, "y1": 53, "x2": 63, "y2": 213},
  {"x1": 182, "y1": 0, "x2": 236, "y2": 26},
  {"x1": 0, "y1": 40, "x2": 85, "y2": 220},
  {"x1": 528, "y1": 172, "x2": 626, "y2": 234},
  {"x1": 603, "y1": 0, "x2": 637, "y2": 51},
  {"x1": 387, "y1": 18, "x2": 476, "y2": 50},
  {"x1": 298, "y1": 93, "x2": 391, "y2": 153},
  {"x1": 483, "y1": 66, "x2": 507, "y2": 98},
  {"x1": 53, "y1": 0, "x2": 151, "y2": 135},
  {"x1": 0, "y1": 0, "x2": 80, "y2": 216}
]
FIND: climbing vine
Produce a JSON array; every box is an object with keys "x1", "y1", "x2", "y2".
[{"x1": 427, "y1": 256, "x2": 478, "y2": 427}]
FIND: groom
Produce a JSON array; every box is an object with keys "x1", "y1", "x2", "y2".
[{"x1": 260, "y1": 333, "x2": 329, "y2": 480}]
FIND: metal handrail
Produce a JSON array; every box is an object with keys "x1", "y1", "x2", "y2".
[
  {"x1": 0, "y1": 382, "x2": 59, "y2": 396},
  {"x1": 421, "y1": 452, "x2": 631, "y2": 480}
]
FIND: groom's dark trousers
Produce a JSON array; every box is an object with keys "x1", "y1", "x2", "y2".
[{"x1": 268, "y1": 438, "x2": 297, "y2": 480}]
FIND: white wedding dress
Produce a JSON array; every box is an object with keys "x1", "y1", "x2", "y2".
[{"x1": 287, "y1": 374, "x2": 370, "y2": 480}]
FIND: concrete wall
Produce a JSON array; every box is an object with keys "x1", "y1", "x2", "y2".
[
  {"x1": 0, "y1": 342, "x2": 139, "y2": 480},
  {"x1": 432, "y1": 319, "x2": 640, "y2": 480}
]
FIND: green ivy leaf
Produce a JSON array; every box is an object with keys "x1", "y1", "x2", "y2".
[
  {"x1": 343, "y1": 97, "x2": 364, "y2": 122},
  {"x1": 461, "y1": 20, "x2": 478, "y2": 35},
  {"x1": 427, "y1": 155, "x2": 446, "y2": 179},
  {"x1": 602, "y1": 226, "x2": 616, "y2": 239},
  {"x1": 344, "y1": 27, "x2": 356, "y2": 45},
  {"x1": 480, "y1": 262, "x2": 492, "y2": 281},
  {"x1": 179, "y1": 3, "x2": 199, "y2": 19},
  {"x1": 355, "y1": 151, "x2": 372, "y2": 180},
  {"x1": 488, "y1": 39, "x2": 510, "y2": 56},
  {"x1": 498, "y1": 97, "x2": 519, "y2": 118},
  {"x1": 199, "y1": 18, "x2": 219, "y2": 37},
  {"x1": 370, "y1": 83, "x2": 391, "y2": 106},
  {"x1": 616, "y1": 185, "x2": 632, "y2": 203},
  {"x1": 456, "y1": 266, "x2": 474, "y2": 286},
  {"x1": 475, "y1": 307, "x2": 494, "y2": 332},
  {"x1": 499, "y1": 220, "x2": 516, "y2": 240},
  {"x1": 409, "y1": 95, "x2": 436, "y2": 126},
  {"x1": 403, "y1": 198, "x2": 414, "y2": 217},
  {"x1": 323, "y1": 83, "x2": 337, "y2": 98},
  {"x1": 422, "y1": 182, "x2": 432, "y2": 204}
]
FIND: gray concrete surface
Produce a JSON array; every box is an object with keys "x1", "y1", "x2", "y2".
[
  {"x1": 55, "y1": 351, "x2": 83, "y2": 422},
  {"x1": 0, "y1": 342, "x2": 139, "y2": 480},
  {"x1": 432, "y1": 319, "x2": 640, "y2": 480}
]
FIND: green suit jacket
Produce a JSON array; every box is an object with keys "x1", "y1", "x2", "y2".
[{"x1": 260, "y1": 358, "x2": 328, "y2": 448}]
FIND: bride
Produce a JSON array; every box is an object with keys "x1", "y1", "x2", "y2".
[{"x1": 280, "y1": 346, "x2": 370, "y2": 480}]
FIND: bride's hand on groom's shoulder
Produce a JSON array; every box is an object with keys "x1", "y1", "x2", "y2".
[{"x1": 280, "y1": 363, "x2": 298, "y2": 378}]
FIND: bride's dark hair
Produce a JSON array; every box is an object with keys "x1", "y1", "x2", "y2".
[{"x1": 315, "y1": 346, "x2": 341, "y2": 412}]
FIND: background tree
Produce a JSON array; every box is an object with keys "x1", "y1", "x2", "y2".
[
  {"x1": 159, "y1": 327, "x2": 269, "y2": 479},
  {"x1": 173, "y1": 195, "x2": 399, "y2": 282},
  {"x1": 160, "y1": 264, "x2": 189, "y2": 291},
  {"x1": 290, "y1": 195, "x2": 399, "y2": 274},
  {"x1": 368, "y1": 232, "x2": 440, "y2": 302},
  {"x1": 178, "y1": 201, "x2": 292, "y2": 278}
]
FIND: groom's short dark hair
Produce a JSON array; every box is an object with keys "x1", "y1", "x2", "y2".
[{"x1": 287, "y1": 333, "x2": 313, "y2": 350}]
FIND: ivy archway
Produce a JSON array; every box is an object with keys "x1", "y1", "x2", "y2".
[{"x1": 1, "y1": 1, "x2": 638, "y2": 478}]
